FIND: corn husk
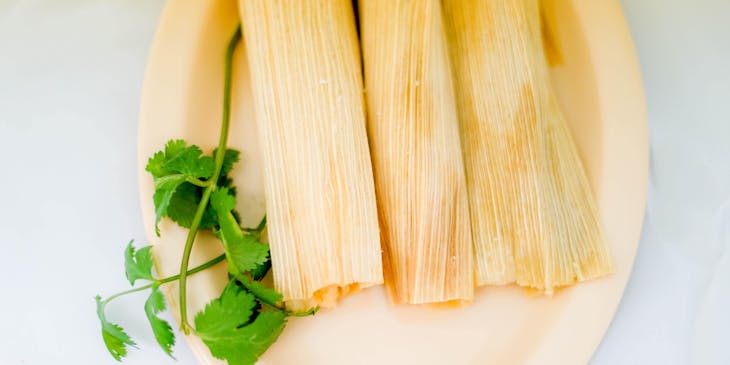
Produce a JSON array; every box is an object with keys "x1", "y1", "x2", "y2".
[
  {"x1": 442, "y1": 0, "x2": 613, "y2": 292},
  {"x1": 359, "y1": 0, "x2": 474, "y2": 304},
  {"x1": 239, "y1": 0, "x2": 383, "y2": 310}
]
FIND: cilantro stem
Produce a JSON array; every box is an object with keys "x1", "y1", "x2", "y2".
[
  {"x1": 178, "y1": 26, "x2": 242, "y2": 334},
  {"x1": 160, "y1": 253, "x2": 226, "y2": 284},
  {"x1": 178, "y1": 188, "x2": 215, "y2": 334},
  {"x1": 103, "y1": 253, "x2": 226, "y2": 306},
  {"x1": 103, "y1": 285, "x2": 153, "y2": 305},
  {"x1": 186, "y1": 176, "x2": 211, "y2": 187},
  {"x1": 286, "y1": 307, "x2": 320, "y2": 317},
  {"x1": 235, "y1": 275, "x2": 319, "y2": 317}
]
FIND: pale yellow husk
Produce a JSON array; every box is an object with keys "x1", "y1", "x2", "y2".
[
  {"x1": 442, "y1": 0, "x2": 614, "y2": 293},
  {"x1": 239, "y1": 0, "x2": 383, "y2": 311},
  {"x1": 359, "y1": 0, "x2": 474, "y2": 304}
]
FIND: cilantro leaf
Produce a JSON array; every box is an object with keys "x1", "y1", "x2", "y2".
[
  {"x1": 166, "y1": 182, "x2": 218, "y2": 229},
  {"x1": 227, "y1": 235, "x2": 269, "y2": 278},
  {"x1": 146, "y1": 140, "x2": 230, "y2": 233},
  {"x1": 164, "y1": 145, "x2": 215, "y2": 179},
  {"x1": 211, "y1": 189, "x2": 269, "y2": 275},
  {"x1": 124, "y1": 241, "x2": 154, "y2": 285},
  {"x1": 216, "y1": 148, "x2": 240, "y2": 178},
  {"x1": 144, "y1": 286, "x2": 175, "y2": 357},
  {"x1": 95, "y1": 295, "x2": 137, "y2": 361},
  {"x1": 195, "y1": 283, "x2": 287, "y2": 365},
  {"x1": 145, "y1": 151, "x2": 169, "y2": 177},
  {"x1": 249, "y1": 256, "x2": 271, "y2": 281},
  {"x1": 152, "y1": 175, "x2": 187, "y2": 233},
  {"x1": 165, "y1": 139, "x2": 188, "y2": 159},
  {"x1": 164, "y1": 182, "x2": 199, "y2": 228},
  {"x1": 162, "y1": 148, "x2": 240, "y2": 231},
  {"x1": 195, "y1": 282, "x2": 257, "y2": 334},
  {"x1": 236, "y1": 275, "x2": 283, "y2": 306},
  {"x1": 242, "y1": 216, "x2": 270, "y2": 280},
  {"x1": 211, "y1": 187, "x2": 237, "y2": 212},
  {"x1": 145, "y1": 140, "x2": 187, "y2": 178}
]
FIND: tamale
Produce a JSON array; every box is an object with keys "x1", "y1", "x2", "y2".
[
  {"x1": 359, "y1": 0, "x2": 474, "y2": 304},
  {"x1": 238, "y1": 0, "x2": 383, "y2": 310},
  {"x1": 442, "y1": 0, "x2": 613, "y2": 292}
]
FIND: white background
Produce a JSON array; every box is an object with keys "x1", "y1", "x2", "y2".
[{"x1": 0, "y1": 0, "x2": 728, "y2": 364}]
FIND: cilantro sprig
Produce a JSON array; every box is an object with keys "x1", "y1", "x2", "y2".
[
  {"x1": 96, "y1": 241, "x2": 226, "y2": 360},
  {"x1": 95, "y1": 26, "x2": 316, "y2": 365}
]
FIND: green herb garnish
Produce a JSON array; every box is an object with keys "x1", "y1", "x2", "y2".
[{"x1": 95, "y1": 26, "x2": 315, "y2": 365}]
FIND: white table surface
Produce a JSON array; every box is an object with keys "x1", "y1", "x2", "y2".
[{"x1": 0, "y1": 1, "x2": 728, "y2": 364}]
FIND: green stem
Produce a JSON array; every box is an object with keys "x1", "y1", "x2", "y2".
[
  {"x1": 264, "y1": 302, "x2": 318, "y2": 317},
  {"x1": 103, "y1": 253, "x2": 226, "y2": 306},
  {"x1": 103, "y1": 284, "x2": 152, "y2": 305},
  {"x1": 234, "y1": 275, "x2": 318, "y2": 317},
  {"x1": 178, "y1": 26, "x2": 242, "y2": 334},
  {"x1": 283, "y1": 306, "x2": 320, "y2": 317},
  {"x1": 186, "y1": 176, "x2": 211, "y2": 187},
  {"x1": 162, "y1": 253, "x2": 226, "y2": 284}
]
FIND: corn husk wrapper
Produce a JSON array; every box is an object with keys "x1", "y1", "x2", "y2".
[
  {"x1": 239, "y1": 0, "x2": 383, "y2": 310},
  {"x1": 359, "y1": 0, "x2": 474, "y2": 304},
  {"x1": 442, "y1": 0, "x2": 613, "y2": 292}
]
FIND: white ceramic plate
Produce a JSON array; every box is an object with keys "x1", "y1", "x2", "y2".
[{"x1": 138, "y1": 0, "x2": 648, "y2": 364}]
